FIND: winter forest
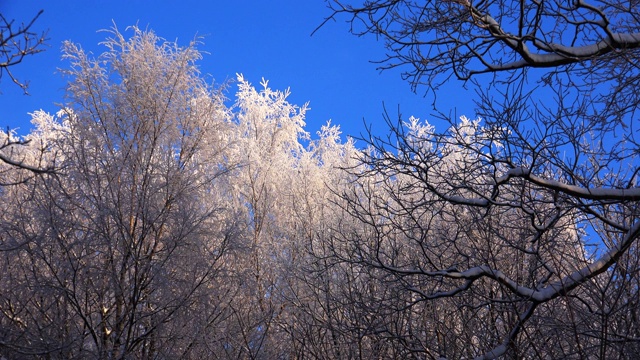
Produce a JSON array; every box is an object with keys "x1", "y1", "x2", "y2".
[{"x1": 1, "y1": 1, "x2": 640, "y2": 359}]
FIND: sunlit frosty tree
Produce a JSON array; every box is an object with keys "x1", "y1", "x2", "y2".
[
  {"x1": 0, "y1": 26, "x2": 360, "y2": 359},
  {"x1": 213, "y1": 74, "x2": 360, "y2": 358},
  {"x1": 0, "y1": 26, "x2": 234, "y2": 358}
]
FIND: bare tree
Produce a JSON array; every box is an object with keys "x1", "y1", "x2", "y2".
[
  {"x1": 324, "y1": 1, "x2": 640, "y2": 94},
  {"x1": 321, "y1": 0, "x2": 640, "y2": 358},
  {"x1": 0, "y1": 10, "x2": 52, "y2": 177},
  {"x1": 0, "y1": 10, "x2": 47, "y2": 93}
]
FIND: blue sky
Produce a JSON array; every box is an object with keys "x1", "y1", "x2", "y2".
[{"x1": 1, "y1": 1, "x2": 476, "y2": 141}]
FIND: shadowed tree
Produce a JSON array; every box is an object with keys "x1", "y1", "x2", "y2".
[
  {"x1": 0, "y1": 10, "x2": 51, "y2": 177},
  {"x1": 0, "y1": 9, "x2": 47, "y2": 93},
  {"x1": 321, "y1": 0, "x2": 640, "y2": 358}
]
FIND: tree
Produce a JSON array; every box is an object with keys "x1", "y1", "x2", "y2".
[
  {"x1": 0, "y1": 9, "x2": 47, "y2": 93},
  {"x1": 0, "y1": 26, "x2": 235, "y2": 359},
  {"x1": 0, "y1": 24, "x2": 364, "y2": 359},
  {"x1": 0, "y1": 126, "x2": 54, "y2": 185},
  {"x1": 322, "y1": 0, "x2": 640, "y2": 358},
  {"x1": 214, "y1": 74, "x2": 360, "y2": 358},
  {"x1": 0, "y1": 10, "x2": 52, "y2": 177}
]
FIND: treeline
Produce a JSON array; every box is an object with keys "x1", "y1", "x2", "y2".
[{"x1": 0, "y1": 26, "x2": 639, "y2": 359}]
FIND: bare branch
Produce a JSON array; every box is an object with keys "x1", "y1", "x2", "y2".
[{"x1": 0, "y1": 10, "x2": 48, "y2": 94}]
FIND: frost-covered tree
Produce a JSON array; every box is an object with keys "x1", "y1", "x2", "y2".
[
  {"x1": 213, "y1": 74, "x2": 360, "y2": 358},
  {"x1": 322, "y1": 0, "x2": 640, "y2": 358},
  {"x1": 0, "y1": 125, "x2": 54, "y2": 185},
  {"x1": 0, "y1": 25, "x2": 364, "y2": 359},
  {"x1": 0, "y1": 27, "x2": 234, "y2": 359},
  {"x1": 273, "y1": 121, "x2": 362, "y2": 358}
]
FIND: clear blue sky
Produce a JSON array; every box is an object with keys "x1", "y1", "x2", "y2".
[{"x1": 1, "y1": 0, "x2": 475, "y2": 140}]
